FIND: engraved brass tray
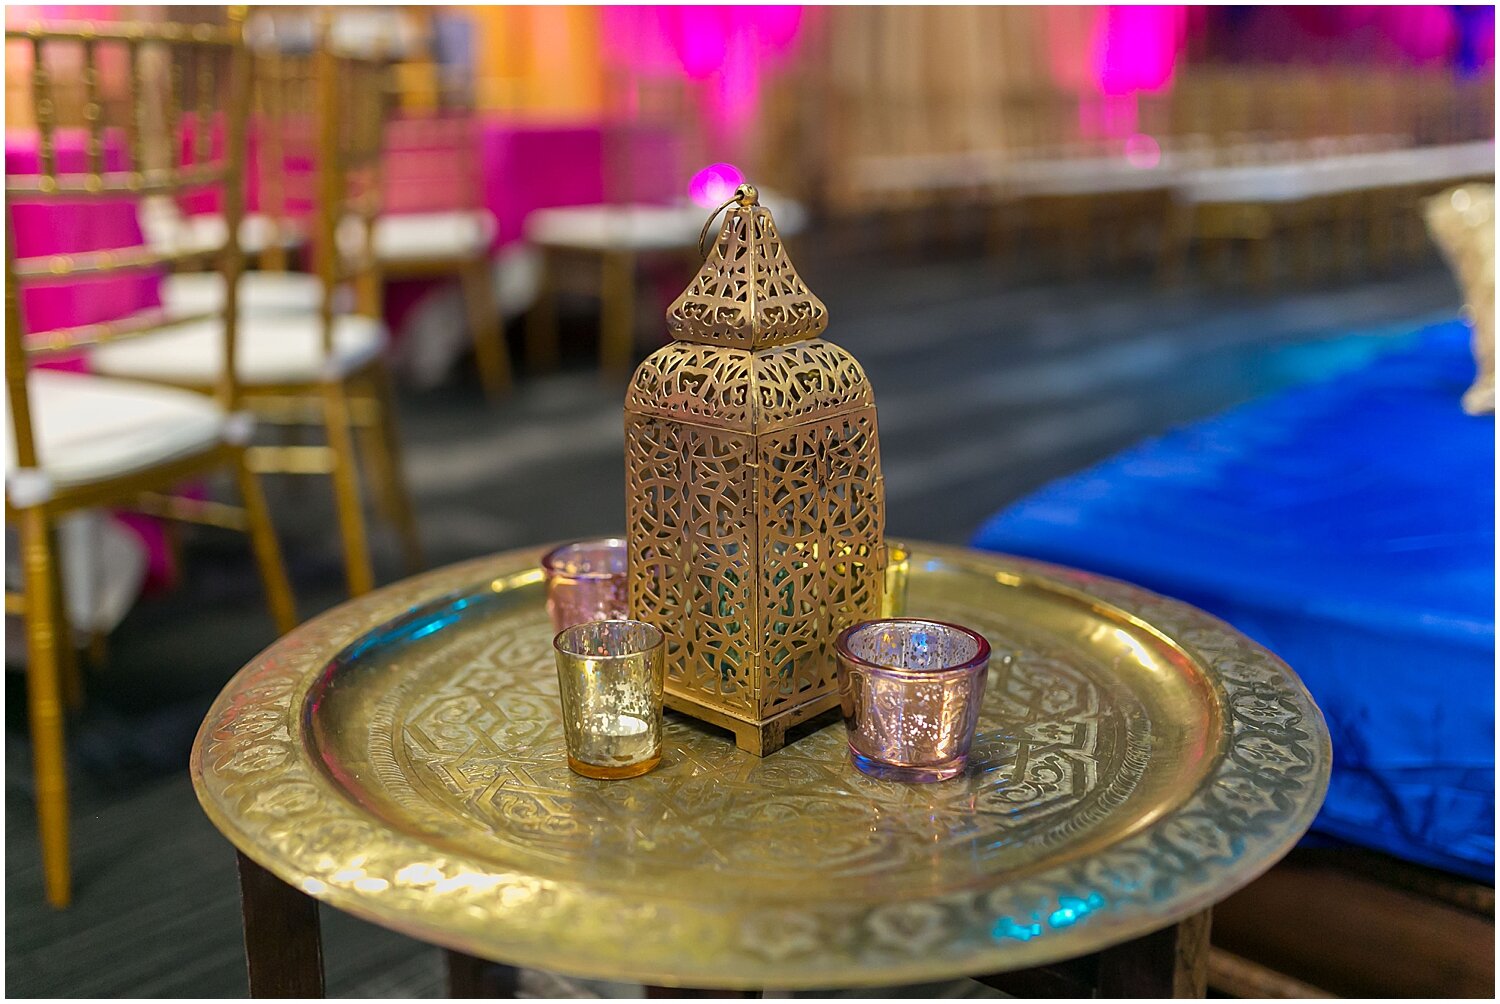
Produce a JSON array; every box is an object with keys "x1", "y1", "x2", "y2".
[{"x1": 191, "y1": 542, "x2": 1330, "y2": 990}]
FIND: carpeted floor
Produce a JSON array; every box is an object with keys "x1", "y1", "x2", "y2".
[{"x1": 4, "y1": 244, "x2": 1461, "y2": 997}]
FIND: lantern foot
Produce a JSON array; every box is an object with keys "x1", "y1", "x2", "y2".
[{"x1": 663, "y1": 691, "x2": 843, "y2": 757}]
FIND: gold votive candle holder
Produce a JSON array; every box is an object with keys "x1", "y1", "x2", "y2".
[
  {"x1": 542, "y1": 538, "x2": 629, "y2": 632},
  {"x1": 553, "y1": 619, "x2": 665, "y2": 779},
  {"x1": 835, "y1": 618, "x2": 990, "y2": 783},
  {"x1": 883, "y1": 542, "x2": 910, "y2": 617}
]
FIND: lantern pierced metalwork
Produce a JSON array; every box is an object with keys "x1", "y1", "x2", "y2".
[{"x1": 625, "y1": 184, "x2": 887, "y2": 755}]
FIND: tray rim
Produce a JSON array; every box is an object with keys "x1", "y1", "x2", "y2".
[{"x1": 191, "y1": 541, "x2": 1331, "y2": 989}]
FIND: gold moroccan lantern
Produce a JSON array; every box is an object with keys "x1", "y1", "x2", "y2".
[{"x1": 624, "y1": 184, "x2": 887, "y2": 755}]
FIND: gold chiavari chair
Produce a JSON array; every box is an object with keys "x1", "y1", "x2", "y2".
[
  {"x1": 250, "y1": 5, "x2": 511, "y2": 400},
  {"x1": 4, "y1": 12, "x2": 297, "y2": 908},
  {"x1": 151, "y1": 42, "x2": 325, "y2": 319},
  {"x1": 133, "y1": 19, "x2": 312, "y2": 274},
  {"x1": 375, "y1": 17, "x2": 512, "y2": 402},
  {"x1": 90, "y1": 32, "x2": 422, "y2": 599}
]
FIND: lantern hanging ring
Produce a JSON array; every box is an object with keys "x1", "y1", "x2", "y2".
[{"x1": 697, "y1": 183, "x2": 759, "y2": 260}]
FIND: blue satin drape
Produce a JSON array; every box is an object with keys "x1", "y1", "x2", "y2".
[{"x1": 974, "y1": 320, "x2": 1494, "y2": 879}]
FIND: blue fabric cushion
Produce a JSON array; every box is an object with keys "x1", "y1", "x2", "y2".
[{"x1": 973, "y1": 320, "x2": 1494, "y2": 879}]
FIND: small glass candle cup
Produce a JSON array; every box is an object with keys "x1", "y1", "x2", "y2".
[
  {"x1": 882, "y1": 542, "x2": 910, "y2": 617},
  {"x1": 542, "y1": 538, "x2": 629, "y2": 632},
  {"x1": 835, "y1": 618, "x2": 991, "y2": 782},
  {"x1": 553, "y1": 619, "x2": 665, "y2": 779}
]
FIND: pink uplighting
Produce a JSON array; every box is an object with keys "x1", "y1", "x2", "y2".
[
  {"x1": 689, "y1": 162, "x2": 745, "y2": 207},
  {"x1": 1049, "y1": 6, "x2": 1188, "y2": 141},
  {"x1": 602, "y1": 6, "x2": 809, "y2": 153},
  {"x1": 662, "y1": 6, "x2": 733, "y2": 81},
  {"x1": 1382, "y1": 5, "x2": 1458, "y2": 65},
  {"x1": 1095, "y1": 5, "x2": 1189, "y2": 97}
]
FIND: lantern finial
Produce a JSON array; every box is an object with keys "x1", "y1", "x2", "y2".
[{"x1": 670, "y1": 191, "x2": 827, "y2": 349}]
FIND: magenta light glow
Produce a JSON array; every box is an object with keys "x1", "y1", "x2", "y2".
[
  {"x1": 1095, "y1": 5, "x2": 1188, "y2": 96},
  {"x1": 1383, "y1": 5, "x2": 1458, "y2": 64},
  {"x1": 603, "y1": 6, "x2": 808, "y2": 153},
  {"x1": 662, "y1": 5, "x2": 732, "y2": 81},
  {"x1": 689, "y1": 162, "x2": 745, "y2": 207},
  {"x1": 1049, "y1": 6, "x2": 1187, "y2": 141}
]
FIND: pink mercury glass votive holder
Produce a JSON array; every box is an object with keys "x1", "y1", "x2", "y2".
[
  {"x1": 836, "y1": 618, "x2": 991, "y2": 782},
  {"x1": 542, "y1": 538, "x2": 629, "y2": 632}
]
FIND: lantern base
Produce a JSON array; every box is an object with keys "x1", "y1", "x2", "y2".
[{"x1": 663, "y1": 689, "x2": 842, "y2": 757}]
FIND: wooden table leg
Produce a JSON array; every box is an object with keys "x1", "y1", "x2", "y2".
[
  {"x1": 1096, "y1": 909, "x2": 1212, "y2": 998},
  {"x1": 525, "y1": 247, "x2": 561, "y2": 373},
  {"x1": 599, "y1": 249, "x2": 637, "y2": 377},
  {"x1": 974, "y1": 909, "x2": 1212, "y2": 999},
  {"x1": 236, "y1": 850, "x2": 325, "y2": 998},
  {"x1": 645, "y1": 988, "x2": 759, "y2": 998},
  {"x1": 445, "y1": 949, "x2": 519, "y2": 997},
  {"x1": 972, "y1": 953, "x2": 1098, "y2": 997}
]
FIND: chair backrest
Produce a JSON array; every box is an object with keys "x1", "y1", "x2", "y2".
[
  {"x1": 317, "y1": 39, "x2": 394, "y2": 328},
  {"x1": 246, "y1": 46, "x2": 319, "y2": 272},
  {"x1": 377, "y1": 8, "x2": 483, "y2": 220},
  {"x1": 5, "y1": 12, "x2": 251, "y2": 470},
  {"x1": 242, "y1": 14, "x2": 395, "y2": 347},
  {"x1": 243, "y1": 7, "x2": 405, "y2": 274},
  {"x1": 380, "y1": 111, "x2": 483, "y2": 216}
]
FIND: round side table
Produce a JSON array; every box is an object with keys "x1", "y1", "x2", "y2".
[{"x1": 192, "y1": 543, "x2": 1330, "y2": 997}]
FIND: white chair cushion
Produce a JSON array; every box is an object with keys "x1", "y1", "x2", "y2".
[
  {"x1": 349, "y1": 209, "x2": 496, "y2": 262},
  {"x1": 198, "y1": 213, "x2": 305, "y2": 256},
  {"x1": 140, "y1": 198, "x2": 304, "y2": 256},
  {"x1": 90, "y1": 313, "x2": 388, "y2": 386},
  {"x1": 161, "y1": 272, "x2": 354, "y2": 317},
  {"x1": 4, "y1": 370, "x2": 226, "y2": 491}
]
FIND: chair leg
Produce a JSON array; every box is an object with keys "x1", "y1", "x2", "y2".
[
  {"x1": 48, "y1": 517, "x2": 84, "y2": 710},
  {"x1": 1206, "y1": 236, "x2": 1232, "y2": 288},
  {"x1": 358, "y1": 366, "x2": 423, "y2": 574},
  {"x1": 234, "y1": 449, "x2": 299, "y2": 635},
  {"x1": 85, "y1": 629, "x2": 108, "y2": 670},
  {"x1": 462, "y1": 256, "x2": 512, "y2": 402},
  {"x1": 599, "y1": 249, "x2": 636, "y2": 377},
  {"x1": 525, "y1": 248, "x2": 560, "y2": 373},
  {"x1": 1248, "y1": 234, "x2": 1275, "y2": 293},
  {"x1": 1157, "y1": 203, "x2": 1194, "y2": 288},
  {"x1": 1369, "y1": 202, "x2": 1396, "y2": 276},
  {"x1": 19, "y1": 507, "x2": 72, "y2": 908},
  {"x1": 321, "y1": 382, "x2": 376, "y2": 597}
]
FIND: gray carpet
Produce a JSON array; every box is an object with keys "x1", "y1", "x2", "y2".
[{"x1": 5, "y1": 243, "x2": 1461, "y2": 996}]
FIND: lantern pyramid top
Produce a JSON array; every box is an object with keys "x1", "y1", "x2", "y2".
[{"x1": 665, "y1": 184, "x2": 829, "y2": 350}]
